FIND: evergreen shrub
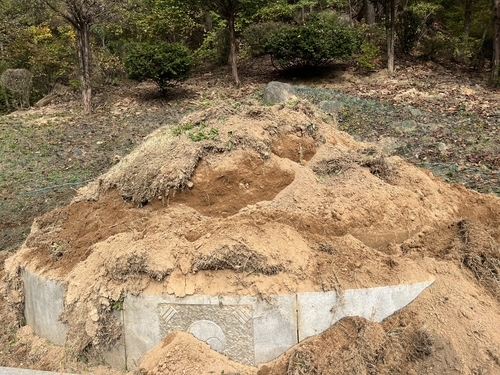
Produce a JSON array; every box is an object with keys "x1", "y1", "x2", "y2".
[
  {"x1": 242, "y1": 22, "x2": 286, "y2": 57},
  {"x1": 124, "y1": 42, "x2": 192, "y2": 92},
  {"x1": 262, "y1": 14, "x2": 357, "y2": 70}
]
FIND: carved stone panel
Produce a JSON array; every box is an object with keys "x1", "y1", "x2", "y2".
[{"x1": 157, "y1": 303, "x2": 255, "y2": 365}]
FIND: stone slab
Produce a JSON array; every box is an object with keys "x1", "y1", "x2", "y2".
[
  {"x1": 297, "y1": 280, "x2": 434, "y2": 341},
  {"x1": 20, "y1": 267, "x2": 433, "y2": 370},
  {"x1": 0, "y1": 367, "x2": 76, "y2": 375},
  {"x1": 122, "y1": 294, "x2": 163, "y2": 369},
  {"x1": 123, "y1": 294, "x2": 297, "y2": 368},
  {"x1": 252, "y1": 295, "x2": 297, "y2": 364},
  {"x1": 22, "y1": 269, "x2": 67, "y2": 346},
  {"x1": 262, "y1": 81, "x2": 298, "y2": 105},
  {"x1": 100, "y1": 309, "x2": 127, "y2": 370}
]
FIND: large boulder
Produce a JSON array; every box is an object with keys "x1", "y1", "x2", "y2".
[{"x1": 262, "y1": 81, "x2": 298, "y2": 105}]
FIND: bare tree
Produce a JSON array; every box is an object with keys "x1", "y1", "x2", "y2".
[
  {"x1": 364, "y1": 0, "x2": 375, "y2": 24},
  {"x1": 386, "y1": 0, "x2": 395, "y2": 73},
  {"x1": 41, "y1": 0, "x2": 113, "y2": 113},
  {"x1": 206, "y1": 0, "x2": 265, "y2": 86},
  {"x1": 492, "y1": 0, "x2": 500, "y2": 85}
]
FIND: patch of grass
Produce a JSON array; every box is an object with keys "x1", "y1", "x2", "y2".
[
  {"x1": 0, "y1": 98, "x2": 190, "y2": 252},
  {"x1": 188, "y1": 125, "x2": 218, "y2": 142},
  {"x1": 171, "y1": 122, "x2": 194, "y2": 136},
  {"x1": 171, "y1": 121, "x2": 218, "y2": 141},
  {"x1": 112, "y1": 294, "x2": 125, "y2": 311}
]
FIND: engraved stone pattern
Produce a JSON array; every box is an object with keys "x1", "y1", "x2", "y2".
[
  {"x1": 233, "y1": 306, "x2": 252, "y2": 324},
  {"x1": 188, "y1": 320, "x2": 226, "y2": 351},
  {"x1": 158, "y1": 305, "x2": 177, "y2": 323},
  {"x1": 158, "y1": 303, "x2": 255, "y2": 365}
]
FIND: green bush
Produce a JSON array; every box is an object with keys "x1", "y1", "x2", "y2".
[
  {"x1": 124, "y1": 42, "x2": 192, "y2": 92},
  {"x1": 262, "y1": 14, "x2": 357, "y2": 70},
  {"x1": 242, "y1": 22, "x2": 286, "y2": 57},
  {"x1": 355, "y1": 24, "x2": 384, "y2": 72},
  {"x1": 193, "y1": 28, "x2": 229, "y2": 67},
  {"x1": 357, "y1": 40, "x2": 381, "y2": 72}
]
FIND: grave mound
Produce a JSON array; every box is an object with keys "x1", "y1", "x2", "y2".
[{"x1": 5, "y1": 100, "x2": 500, "y2": 374}]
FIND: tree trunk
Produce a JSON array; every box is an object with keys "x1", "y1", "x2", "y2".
[
  {"x1": 76, "y1": 25, "x2": 92, "y2": 114},
  {"x1": 364, "y1": 0, "x2": 375, "y2": 24},
  {"x1": 386, "y1": 0, "x2": 395, "y2": 73},
  {"x1": 42, "y1": 0, "x2": 98, "y2": 113},
  {"x1": 473, "y1": 18, "x2": 492, "y2": 69},
  {"x1": 348, "y1": 0, "x2": 354, "y2": 27},
  {"x1": 204, "y1": 10, "x2": 212, "y2": 32},
  {"x1": 492, "y1": 0, "x2": 500, "y2": 85},
  {"x1": 228, "y1": 10, "x2": 240, "y2": 86},
  {"x1": 462, "y1": 0, "x2": 473, "y2": 58}
]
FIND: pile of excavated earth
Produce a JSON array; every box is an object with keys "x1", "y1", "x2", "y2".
[{"x1": 3, "y1": 93, "x2": 500, "y2": 375}]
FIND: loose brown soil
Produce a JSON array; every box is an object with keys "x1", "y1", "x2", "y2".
[{"x1": 1, "y1": 58, "x2": 500, "y2": 375}]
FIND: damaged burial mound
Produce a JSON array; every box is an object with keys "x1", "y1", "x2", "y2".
[{"x1": 5, "y1": 100, "x2": 500, "y2": 374}]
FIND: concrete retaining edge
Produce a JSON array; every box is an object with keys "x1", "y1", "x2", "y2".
[{"x1": 21, "y1": 268, "x2": 434, "y2": 370}]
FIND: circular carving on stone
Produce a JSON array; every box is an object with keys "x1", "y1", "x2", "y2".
[
  {"x1": 188, "y1": 320, "x2": 226, "y2": 352},
  {"x1": 206, "y1": 337, "x2": 225, "y2": 352}
]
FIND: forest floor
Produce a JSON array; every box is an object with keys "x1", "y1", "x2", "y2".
[{"x1": 0, "y1": 56, "x2": 500, "y2": 374}]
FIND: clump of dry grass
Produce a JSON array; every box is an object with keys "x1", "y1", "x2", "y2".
[
  {"x1": 407, "y1": 328, "x2": 434, "y2": 361},
  {"x1": 458, "y1": 219, "x2": 500, "y2": 301},
  {"x1": 193, "y1": 244, "x2": 284, "y2": 275},
  {"x1": 313, "y1": 147, "x2": 396, "y2": 183},
  {"x1": 286, "y1": 350, "x2": 318, "y2": 375}
]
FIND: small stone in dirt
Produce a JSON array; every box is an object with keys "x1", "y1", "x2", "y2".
[
  {"x1": 377, "y1": 137, "x2": 404, "y2": 155},
  {"x1": 262, "y1": 81, "x2": 298, "y2": 105},
  {"x1": 72, "y1": 148, "x2": 84, "y2": 159}
]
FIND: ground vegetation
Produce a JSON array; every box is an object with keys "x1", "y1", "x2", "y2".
[{"x1": 1, "y1": 0, "x2": 500, "y2": 112}]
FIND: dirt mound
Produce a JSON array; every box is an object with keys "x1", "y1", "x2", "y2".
[
  {"x1": 4, "y1": 100, "x2": 500, "y2": 373},
  {"x1": 136, "y1": 331, "x2": 252, "y2": 375},
  {"x1": 74, "y1": 100, "x2": 331, "y2": 207}
]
